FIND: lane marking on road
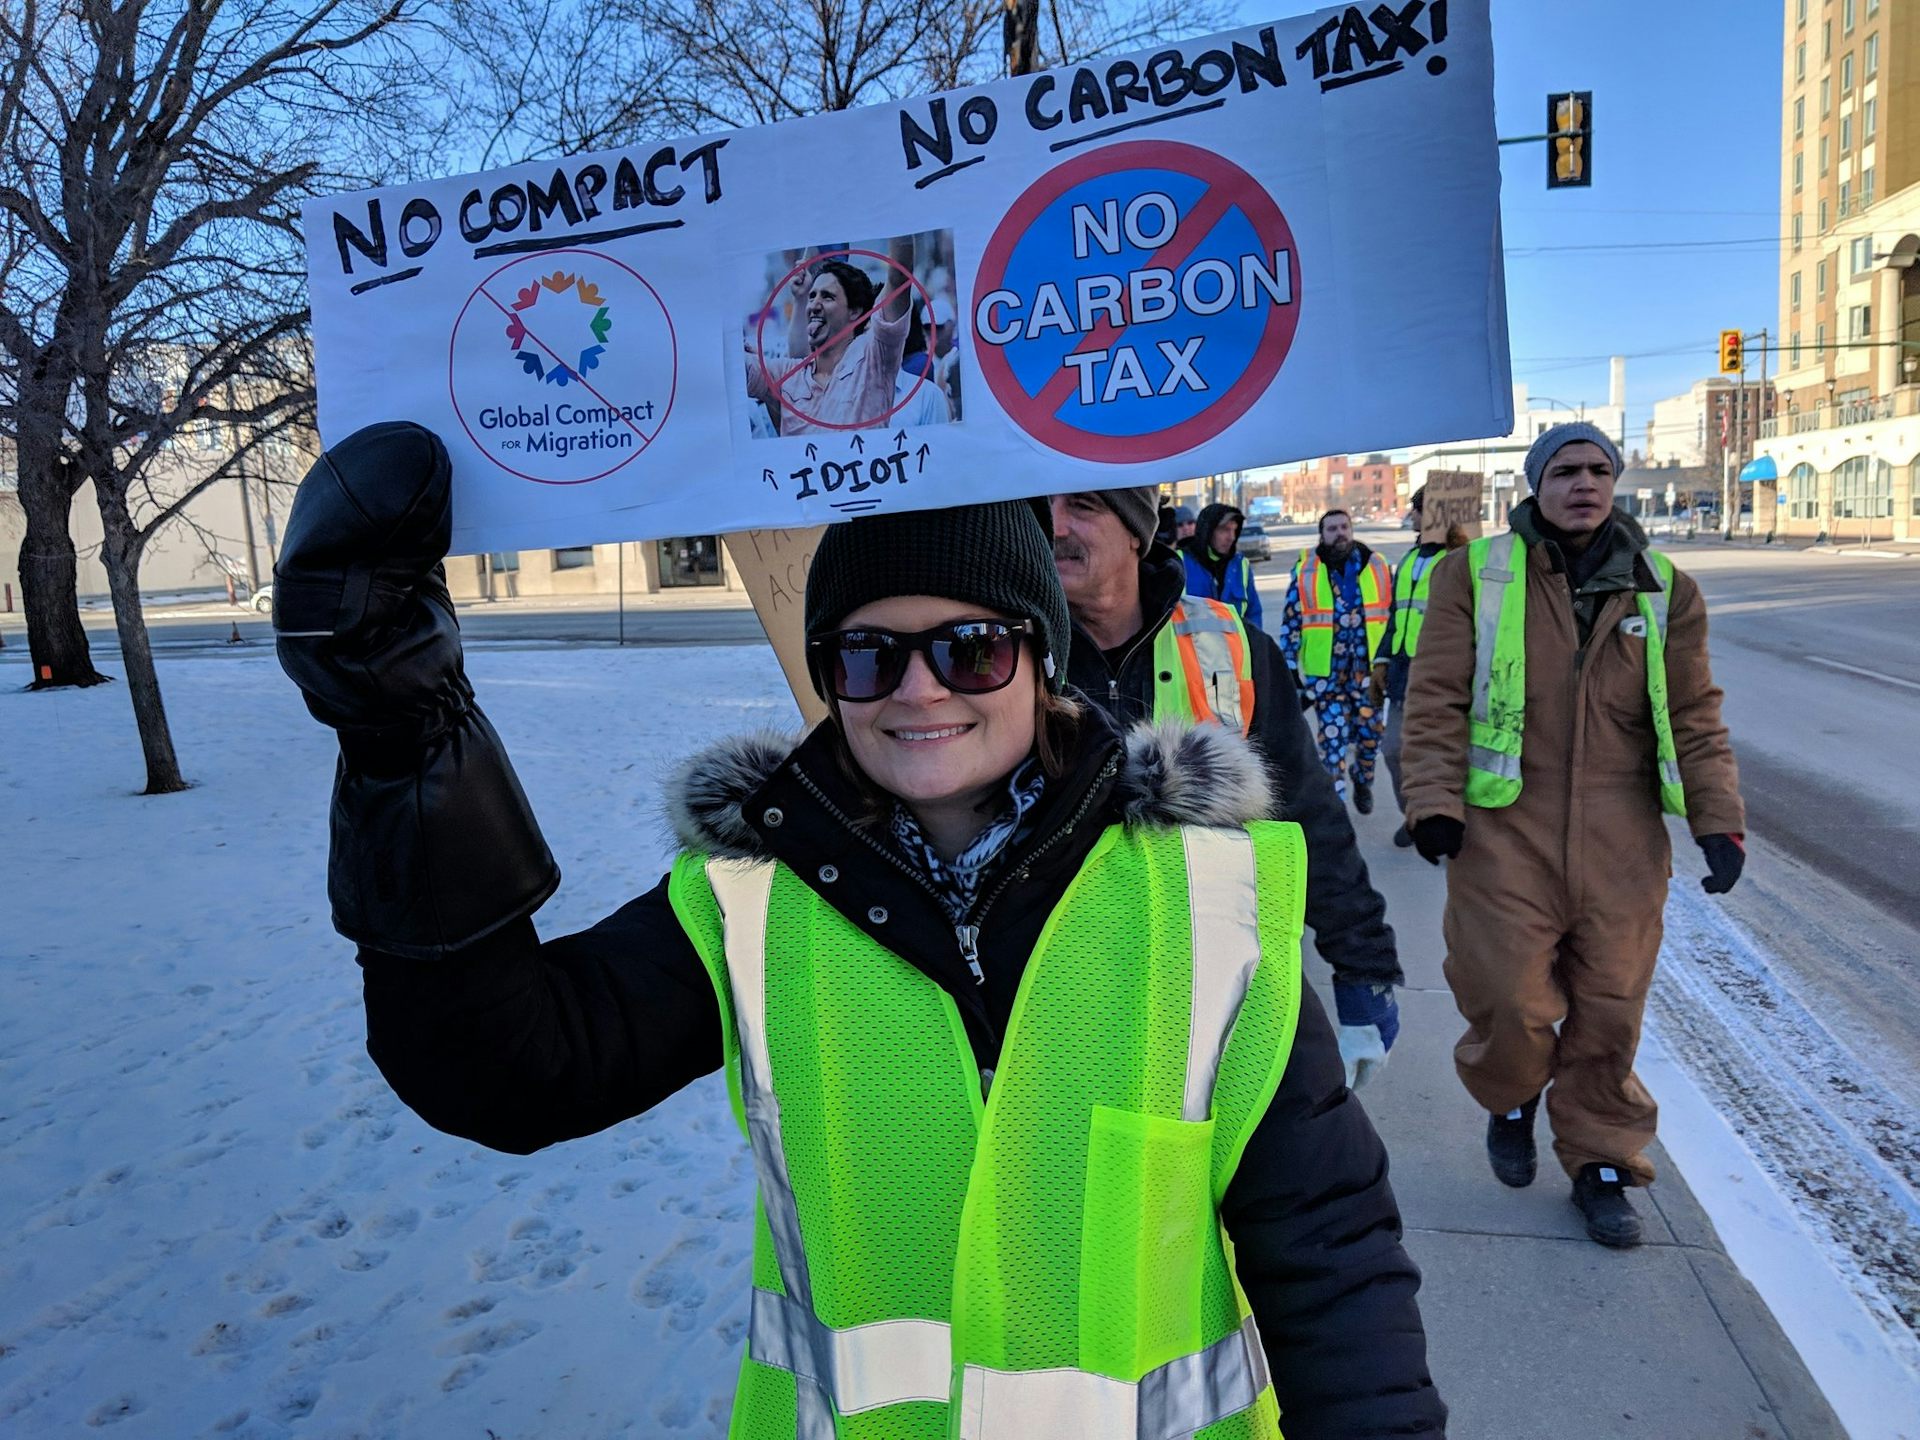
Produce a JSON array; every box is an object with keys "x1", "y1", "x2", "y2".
[{"x1": 1803, "y1": 654, "x2": 1920, "y2": 693}]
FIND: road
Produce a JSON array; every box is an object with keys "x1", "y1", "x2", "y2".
[{"x1": 0, "y1": 594, "x2": 770, "y2": 653}]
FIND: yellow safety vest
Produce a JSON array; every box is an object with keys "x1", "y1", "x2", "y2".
[
  {"x1": 1293, "y1": 549, "x2": 1391, "y2": 676},
  {"x1": 1465, "y1": 531, "x2": 1687, "y2": 815},
  {"x1": 668, "y1": 819, "x2": 1307, "y2": 1439},
  {"x1": 1388, "y1": 549, "x2": 1443, "y2": 660}
]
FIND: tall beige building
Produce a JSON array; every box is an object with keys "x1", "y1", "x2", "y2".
[{"x1": 1758, "y1": 0, "x2": 1920, "y2": 539}]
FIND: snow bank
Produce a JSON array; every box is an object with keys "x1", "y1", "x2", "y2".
[{"x1": 0, "y1": 646, "x2": 799, "y2": 1438}]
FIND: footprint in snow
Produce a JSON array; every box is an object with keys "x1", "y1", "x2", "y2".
[
  {"x1": 441, "y1": 1317, "x2": 542, "y2": 1357},
  {"x1": 632, "y1": 1232, "x2": 721, "y2": 1332},
  {"x1": 84, "y1": 1394, "x2": 145, "y2": 1427},
  {"x1": 361, "y1": 1205, "x2": 420, "y2": 1239}
]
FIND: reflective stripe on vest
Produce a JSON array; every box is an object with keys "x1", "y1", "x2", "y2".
[
  {"x1": 1295, "y1": 549, "x2": 1392, "y2": 676},
  {"x1": 958, "y1": 1313, "x2": 1273, "y2": 1440},
  {"x1": 1465, "y1": 534, "x2": 1688, "y2": 815},
  {"x1": 672, "y1": 820, "x2": 1303, "y2": 1439},
  {"x1": 1390, "y1": 549, "x2": 1442, "y2": 659},
  {"x1": 1152, "y1": 599, "x2": 1254, "y2": 735}
]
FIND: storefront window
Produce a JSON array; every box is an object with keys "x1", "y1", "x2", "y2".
[
  {"x1": 1831, "y1": 456, "x2": 1892, "y2": 518},
  {"x1": 553, "y1": 546, "x2": 596, "y2": 570},
  {"x1": 658, "y1": 535, "x2": 724, "y2": 587},
  {"x1": 1788, "y1": 463, "x2": 1818, "y2": 519}
]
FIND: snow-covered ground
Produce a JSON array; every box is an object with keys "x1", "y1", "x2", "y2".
[{"x1": 0, "y1": 647, "x2": 797, "y2": 1439}]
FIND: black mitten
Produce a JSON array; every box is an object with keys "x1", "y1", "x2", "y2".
[{"x1": 275, "y1": 422, "x2": 559, "y2": 956}]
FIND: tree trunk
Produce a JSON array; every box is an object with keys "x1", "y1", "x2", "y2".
[
  {"x1": 15, "y1": 428, "x2": 109, "y2": 690},
  {"x1": 96, "y1": 486, "x2": 188, "y2": 794}
]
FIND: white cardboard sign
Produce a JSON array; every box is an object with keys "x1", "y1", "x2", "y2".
[{"x1": 304, "y1": 1, "x2": 1511, "y2": 554}]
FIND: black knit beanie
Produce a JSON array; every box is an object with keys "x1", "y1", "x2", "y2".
[{"x1": 804, "y1": 501, "x2": 1070, "y2": 694}]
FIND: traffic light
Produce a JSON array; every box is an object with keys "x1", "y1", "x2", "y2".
[
  {"x1": 1719, "y1": 329, "x2": 1744, "y2": 375},
  {"x1": 1547, "y1": 91, "x2": 1592, "y2": 188}
]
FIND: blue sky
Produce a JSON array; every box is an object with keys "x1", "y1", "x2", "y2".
[{"x1": 1235, "y1": 0, "x2": 1785, "y2": 446}]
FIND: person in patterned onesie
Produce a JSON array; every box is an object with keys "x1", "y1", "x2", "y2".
[{"x1": 1280, "y1": 509, "x2": 1392, "y2": 812}]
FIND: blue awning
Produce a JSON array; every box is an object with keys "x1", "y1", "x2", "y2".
[{"x1": 1739, "y1": 455, "x2": 1778, "y2": 483}]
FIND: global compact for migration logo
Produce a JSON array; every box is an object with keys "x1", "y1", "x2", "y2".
[{"x1": 504, "y1": 270, "x2": 611, "y2": 386}]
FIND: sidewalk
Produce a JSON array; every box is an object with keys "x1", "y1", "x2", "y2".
[{"x1": 1334, "y1": 799, "x2": 1847, "y2": 1439}]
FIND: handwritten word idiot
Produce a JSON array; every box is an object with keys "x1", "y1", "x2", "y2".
[{"x1": 974, "y1": 193, "x2": 1292, "y2": 404}]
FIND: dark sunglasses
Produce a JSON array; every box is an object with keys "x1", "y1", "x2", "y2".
[{"x1": 808, "y1": 619, "x2": 1033, "y2": 702}]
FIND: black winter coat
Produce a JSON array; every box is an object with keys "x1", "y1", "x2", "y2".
[
  {"x1": 1065, "y1": 548, "x2": 1402, "y2": 988},
  {"x1": 356, "y1": 710, "x2": 1444, "y2": 1438}
]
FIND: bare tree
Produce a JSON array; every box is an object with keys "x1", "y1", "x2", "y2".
[
  {"x1": 0, "y1": 0, "x2": 428, "y2": 792},
  {"x1": 440, "y1": 0, "x2": 1232, "y2": 166}
]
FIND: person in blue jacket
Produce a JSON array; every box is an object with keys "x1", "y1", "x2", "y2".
[{"x1": 1179, "y1": 502, "x2": 1264, "y2": 629}]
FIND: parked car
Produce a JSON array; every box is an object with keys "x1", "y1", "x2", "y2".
[{"x1": 1237, "y1": 520, "x2": 1273, "y2": 561}]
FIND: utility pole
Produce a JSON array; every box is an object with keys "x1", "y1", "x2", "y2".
[
  {"x1": 1755, "y1": 328, "x2": 1769, "y2": 538},
  {"x1": 1730, "y1": 342, "x2": 1746, "y2": 540},
  {"x1": 225, "y1": 377, "x2": 261, "y2": 592},
  {"x1": 1004, "y1": 0, "x2": 1040, "y2": 76}
]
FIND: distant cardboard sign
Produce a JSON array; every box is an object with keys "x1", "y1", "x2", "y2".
[
  {"x1": 303, "y1": 1, "x2": 1511, "y2": 555},
  {"x1": 1420, "y1": 470, "x2": 1484, "y2": 544}
]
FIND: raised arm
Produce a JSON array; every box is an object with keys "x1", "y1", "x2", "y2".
[
  {"x1": 274, "y1": 423, "x2": 719, "y2": 1150},
  {"x1": 884, "y1": 232, "x2": 915, "y2": 321}
]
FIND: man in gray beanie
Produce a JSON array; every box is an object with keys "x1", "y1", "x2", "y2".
[
  {"x1": 1052, "y1": 486, "x2": 1405, "y2": 1092},
  {"x1": 1399, "y1": 421, "x2": 1747, "y2": 1247},
  {"x1": 1522, "y1": 420, "x2": 1621, "y2": 495}
]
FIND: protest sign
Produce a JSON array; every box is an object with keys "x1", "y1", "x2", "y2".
[
  {"x1": 1419, "y1": 470, "x2": 1485, "y2": 544},
  {"x1": 305, "y1": 1, "x2": 1511, "y2": 556},
  {"x1": 720, "y1": 527, "x2": 830, "y2": 727}
]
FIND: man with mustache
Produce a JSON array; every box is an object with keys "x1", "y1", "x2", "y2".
[
  {"x1": 1400, "y1": 422, "x2": 1747, "y2": 1246},
  {"x1": 1050, "y1": 487, "x2": 1403, "y2": 1093},
  {"x1": 1280, "y1": 509, "x2": 1393, "y2": 812}
]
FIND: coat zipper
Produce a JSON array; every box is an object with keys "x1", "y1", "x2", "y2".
[
  {"x1": 791, "y1": 749, "x2": 1117, "y2": 992},
  {"x1": 958, "y1": 751, "x2": 1121, "y2": 977},
  {"x1": 788, "y1": 762, "x2": 954, "y2": 916}
]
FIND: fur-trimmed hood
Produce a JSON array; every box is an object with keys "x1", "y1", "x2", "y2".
[{"x1": 665, "y1": 720, "x2": 1274, "y2": 861}]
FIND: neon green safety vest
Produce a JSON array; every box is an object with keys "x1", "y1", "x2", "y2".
[
  {"x1": 1291, "y1": 549, "x2": 1392, "y2": 677},
  {"x1": 668, "y1": 819, "x2": 1307, "y2": 1440},
  {"x1": 1465, "y1": 531, "x2": 1687, "y2": 815},
  {"x1": 1388, "y1": 549, "x2": 1443, "y2": 660},
  {"x1": 1152, "y1": 598, "x2": 1255, "y2": 735}
]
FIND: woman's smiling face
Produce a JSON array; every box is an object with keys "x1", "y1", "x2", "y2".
[{"x1": 833, "y1": 594, "x2": 1038, "y2": 824}]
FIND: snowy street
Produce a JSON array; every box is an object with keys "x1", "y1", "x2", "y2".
[{"x1": 1, "y1": 613, "x2": 1915, "y2": 1437}]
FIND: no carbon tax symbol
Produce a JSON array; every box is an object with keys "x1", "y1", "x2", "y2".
[{"x1": 971, "y1": 140, "x2": 1301, "y2": 463}]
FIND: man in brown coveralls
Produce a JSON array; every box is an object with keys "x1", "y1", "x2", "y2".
[{"x1": 1399, "y1": 422, "x2": 1746, "y2": 1247}]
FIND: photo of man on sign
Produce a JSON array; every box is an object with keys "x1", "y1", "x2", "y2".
[{"x1": 744, "y1": 231, "x2": 961, "y2": 438}]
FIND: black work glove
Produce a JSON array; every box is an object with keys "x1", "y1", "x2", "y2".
[
  {"x1": 275, "y1": 421, "x2": 559, "y2": 956},
  {"x1": 1411, "y1": 815, "x2": 1465, "y2": 866},
  {"x1": 1697, "y1": 833, "x2": 1745, "y2": 894}
]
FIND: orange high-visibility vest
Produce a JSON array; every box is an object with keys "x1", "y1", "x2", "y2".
[
  {"x1": 1153, "y1": 598, "x2": 1255, "y2": 734},
  {"x1": 1293, "y1": 549, "x2": 1392, "y2": 676}
]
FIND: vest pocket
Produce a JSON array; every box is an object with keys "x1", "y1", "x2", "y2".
[{"x1": 1080, "y1": 1105, "x2": 1215, "y2": 1380}]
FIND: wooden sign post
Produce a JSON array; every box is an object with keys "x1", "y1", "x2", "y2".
[{"x1": 722, "y1": 527, "x2": 830, "y2": 728}]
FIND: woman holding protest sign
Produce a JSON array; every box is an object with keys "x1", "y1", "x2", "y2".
[{"x1": 272, "y1": 421, "x2": 1445, "y2": 1438}]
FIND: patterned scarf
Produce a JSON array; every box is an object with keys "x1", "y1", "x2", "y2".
[{"x1": 889, "y1": 758, "x2": 1047, "y2": 923}]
